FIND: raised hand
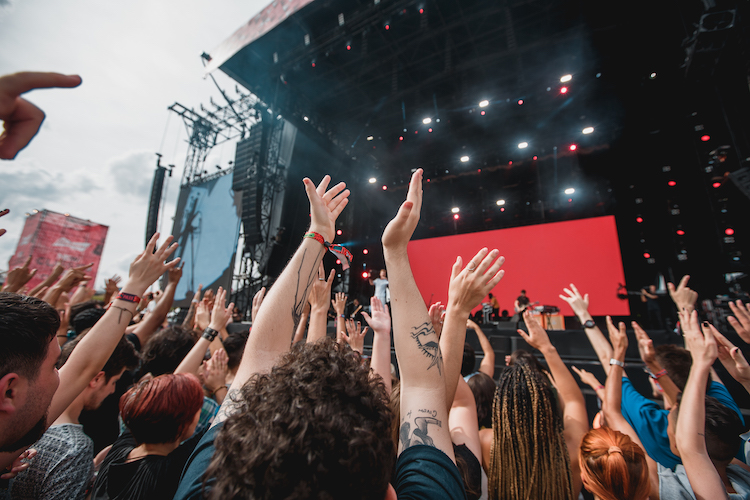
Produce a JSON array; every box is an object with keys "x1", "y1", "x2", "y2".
[
  {"x1": 710, "y1": 325, "x2": 750, "y2": 385},
  {"x1": 0, "y1": 448, "x2": 37, "y2": 480},
  {"x1": 559, "y1": 284, "x2": 590, "y2": 318},
  {"x1": 203, "y1": 288, "x2": 216, "y2": 311},
  {"x1": 342, "y1": 319, "x2": 368, "y2": 353},
  {"x1": 571, "y1": 366, "x2": 603, "y2": 391},
  {"x1": 667, "y1": 275, "x2": 698, "y2": 312},
  {"x1": 0, "y1": 72, "x2": 82, "y2": 159},
  {"x1": 631, "y1": 321, "x2": 656, "y2": 365},
  {"x1": 55, "y1": 263, "x2": 94, "y2": 293},
  {"x1": 69, "y1": 280, "x2": 95, "y2": 305},
  {"x1": 1, "y1": 254, "x2": 36, "y2": 292},
  {"x1": 251, "y1": 286, "x2": 266, "y2": 322},
  {"x1": 127, "y1": 233, "x2": 179, "y2": 292},
  {"x1": 195, "y1": 298, "x2": 210, "y2": 331},
  {"x1": 428, "y1": 302, "x2": 446, "y2": 338},
  {"x1": 303, "y1": 175, "x2": 350, "y2": 243},
  {"x1": 682, "y1": 311, "x2": 718, "y2": 368},
  {"x1": 518, "y1": 310, "x2": 553, "y2": 351},
  {"x1": 308, "y1": 263, "x2": 335, "y2": 311},
  {"x1": 728, "y1": 300, "x2": 750, "y2": 344},
  {"x1": 606, "y1": 316, "x2": 628, "y2": 358},
  {"x1": 209, "y1": 287, "x2": 234, "y2": 331},
  {"x1": 203, "y1": 348, "x2": 229, "y2": 393},
  {"x1": 382, "y1": 168, "x2": 423, "y2": 254},
  {"x1": 168, "y1": 262, "x2": 184, "y2": 285},
  {"x1": 362, "y1": 296, "x2": 391, "y2": 335},
  {"x1": 332, "y1": 292, "x2": 348, "y2": 316},
  {"x1": 447, "y1": 247, "x2": 505, "y2": 315}
]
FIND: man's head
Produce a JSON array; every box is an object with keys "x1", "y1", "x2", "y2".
[
  {"x1": 648, "y1": 285, "x2": 656, "y2": 293},
  {"x1": 231, "y1": 306, "x2": 243, "y2": 322},
  {"x1": 223, "y1": 331, "x2": 249, "y2": 375},
  {"x1": 139, "y1": 326, "x2": 195, "y2": 378},
  {"x1": 520, "y1": 289, "x2": 526, "y2": 296},
  {"x1": 207, "y1": 338, "x2": 395, "y2": 499},
  {"x1": 0, "y1": 293, "x2": 61, "y2": 452},
  {"x1": 379, "y1": 269, "x2": 387, "y2": 279},
  {"x1": 59, "y1": 331, "x2": 140, "y2": 411},
  {"x1": 668, "y1": 395, "x2": 743, "y2": 463},
  {"x1": 654, "y1": 344, "x2": 710, "y2": 392}
]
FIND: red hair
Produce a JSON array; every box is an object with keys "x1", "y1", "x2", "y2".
[
  {"x1": 579, "y1": 427, "x2": 650, "y2": 500},
  {"x1": 120, "y1": 373, "x2": 203, "y2": 444}
]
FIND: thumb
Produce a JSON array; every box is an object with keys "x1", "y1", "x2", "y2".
[
  {"x1": 731, "y1": 347, "x2": 747, "y2": 365},
  {"x1": 361, "y1": 312, "x2": 371, "y2": 324}
]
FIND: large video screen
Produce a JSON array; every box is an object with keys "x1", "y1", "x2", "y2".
[
  {"x1": 407, "y1": 216, "x2": 629, "y2": 316},
  {"x1": 169, "y1": 173, "x2": 241, "y2": 307}
]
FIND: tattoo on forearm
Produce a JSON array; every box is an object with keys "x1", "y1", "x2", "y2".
[
  {"x1": 400, "y1": 412, "x2": 442, "y2": 450},
  {"x1": 214, "y1": 388, "x2": 240, "y2": 424},
  {"x1": 291, "y1": 247, "x2": 324, "y2": 342},
  {"x1": 410, "y1": 322, "x2": 443, "y2": 375}
]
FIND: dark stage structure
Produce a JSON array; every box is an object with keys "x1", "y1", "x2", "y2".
[{"x1": 152, "y1": 0, "x2": 750, "y2": 413}]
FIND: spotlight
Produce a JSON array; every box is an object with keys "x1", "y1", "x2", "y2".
[
  {"x1": 569, "y1": 144, "x2": 577, "y2": 151},
  {"x1": 362, "y1": 271, "x2": 369, "y2": 279},
  {"x1": 649, "y1": 72, "x2": 657, "y2": 79},
  {"x1": 382, "y1": 185, "x2": 387, "y2": 190},
  {"x1": 453, "y1": 214, "x2": 459, "y2": 220},
  {"x1": 496, "y1": 199, "x2": 506, "y2": 206},
  {"x1": 422, "y1": 117, "x2": 432, "y2": 124},
  {"x1": 336, "y1": 259, "x2": 341, "y2": 265},
  {"x1": 560, "y1": 74, "x2": 572, "y2": 83},
  {"x1": 500, "y1": 207, "x2": 505, "y2": 212},
  {"x1": 726, "y1": 228, "x2": 735, "y2": 235},
  {"x1": 399, "y1": 136, "x2": 403, "y2": 141},
  {"x1": 303, "y1": 116, "x2": 309, "y2": 121},
  {"x1": 560, "y1": 86, "x2": 568, "y2": 94},
  {"x1": 564, "y1": 188, "x2": 575, "y2": 194},
  {"x1": 676, "y1": 230, "x2": 685, "y2": 236},
  {"x1": 517, "y1": 99, "x2": 524, "y2": 105},
  {"x1": 582, "y1": 127, "x2": 594, "y2": 134},
  {"x1": 366, "y1": 136, "x2": 373, "y2": 141},
  {"x1": 346, "y1": 43, "x2": 352, "y2": 50},
  {"x1": 384, "y1": 22, "x2": 390, "y2": 30},
  {"x1": 643, "y1": 252, "x2": 651, "y2": 259},
  {"x1": 428, "y1": 128, "x2": 433, "y2": 132},
  {"x1": 363, "y1": 249, "x2": 369, "y2": 254},
  {"x1": 480, "y1": 111, "x2": 485, "y2": 116},
  {"x1": 460, "y1": 156, "x2": 470, "y2": 162},
  {"x1": 518, "y1": 142, "x2": 528, "y2": 149},
  {"x1": 369, "y1": 177, "x2": 377, "y2": 184},
  {"x1": 533, "y1": 156, "x2": 538, "y2": 160},
  {"x1": 713, "y1": 182, "x2": 721, "y2": 188},
  {"x1": 451, "y1": 207, "x2": 460, "y2": 213},
  {"x1": 479, "y1": 100, "x2": 489, "y2": 108},
  {"x1": 337, "y1": 229, "x2": 343, "y2": 236},
  {"x1": 668, "y1": 181, "x2": 676, "y2": 187},
  {"x1": 701, "y1": 135, "x2": 711, "y2": 142},
  {"x1": 636, "y1": 217, "x2": 643, "y2": 223}
]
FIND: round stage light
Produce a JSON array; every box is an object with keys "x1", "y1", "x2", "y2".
[
  {"x1": 701, "y1": 135, "x2": 711, "y2": 142},
  {"x1": 362, "y1": 271, "x2": 369, "y2": 279},
  {"x1": 713, "y1": 182, "x2": 721, "y2": 188},
  {"x1": 382, "y1": 185, "x2": 387, "y2": 190},
  {"x1": 369, "y1": 177, "x2": 377, "y2": 184},
  {"x1": 560, "y1": 86, "x2": 568, "y2": 94},
  {"x1": 676, "y1": 230, "x2": 685, "y2": 236},
  {"x1": 479, "y1": 100, "x2": 489, "y2": 107},
  {"x1": 668, "y1": 181, "x2": 676, "y2": 187},
  {"x1": 564, "y1": 188, "x2": 575, "y2": 194},
  {"x1": 363, "y1": 249, "x2": 369, "y2": 255},
  {"x1": 496, "y1": 199, "x2": 505, "y2": 206},
  {"x1": 451, "y1": 207, "x2": 460, "y2": 213},
  {"x1": 422, "y1": 117, "x2": 432, "y2": 124},
  {"x1": 726, "y1": 228, "x2": 735, "y2": 235},
  {"x1": 636, "y1": 217, "x2": 643, "y2": 223},
  {"x1": 560, "y1": 74, "x2": 572, "y2": 83},
  {"x1": 517, "y1": 99, "x2": 524, "y2": 105},
  {"x1": 582, "y1": 127, "x2": 594, "y2": 134},
  {"x1": 569, "y1": 144, "x2": 577, "y2": 151},
  {"x1": 518, "y1": 142, "x2": 528, "y2": 149},
  {"x1": 453, "y1": 214, "x2": 459, "y2": 220},
  {"x1": 460, "y1": 156, "x2": 470, "y2": 162},
  {"x1": 643, "y1": 252, "x2": 651, "y2": 259},
  {"x1": 337, "y1": 229, "x2": 342, "y2": 236}
]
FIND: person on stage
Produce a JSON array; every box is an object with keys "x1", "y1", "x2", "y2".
[
  {"x1": 514, "y1": 289, "x2": 530, "y2": 314},
  {"x1": 369, "y1": 268, "x2": 389, "y2": 306}
]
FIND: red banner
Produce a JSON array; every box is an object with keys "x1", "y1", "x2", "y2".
[{"x1": 8, "y1": 210, "x2": 108, "y2": 292}]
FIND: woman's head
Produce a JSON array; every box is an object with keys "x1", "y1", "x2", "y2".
[
  {"x1": 489, "y1": 362, "x2": 574, "y2": 500},
  {"x1": 466, "y1": 372, "x2": 496, "y2": 429},
  {"x1": 120, "y1": 373, "x2": 204, "y2": 445},
  {"x1": 579, "y1": 427, "x2": 650, "y2": 500}
]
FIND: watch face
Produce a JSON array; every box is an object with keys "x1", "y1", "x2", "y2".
[{"x1": 583, "y1": 320, "x2": 596, "y2": 328}]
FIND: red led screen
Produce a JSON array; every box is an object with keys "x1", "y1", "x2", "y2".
[{"x1": 407, "y1": 215, "x2": 629, "y2": 316}]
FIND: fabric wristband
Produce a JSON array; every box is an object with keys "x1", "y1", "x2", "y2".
[
  {"x1": 202, "y1": 327, "x2": 219, "y2": 342},
  {"x1": 303, "y1": 231, "x2": 353, "y2": 270},
  {"x1": 609, "y1": 358, "x2": 626, "y2": 368},
  {"x1": 596, "y1": 385, "x2": 605, "y2": 391},
  {"x1": 652, "y1": 368, "x2": 668, "y2": 379},
  {"x1": 115, "y1": 291, "x2": 140, "y2": 304}
]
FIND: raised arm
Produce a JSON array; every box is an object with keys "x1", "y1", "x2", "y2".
[
  {"x1": 48, "y1": 233, "x2": 178, "y2": 424},
  {"x1": 678, "y1": 309, "x2": 727, "y2": 500},
  {"x1": 467, "y1": 319, "x2": 495, "y2": 378},
  {"x1": 518, "y1": 310, "x2": 588, "y2": 494},
  {"x1": 571, "y1": 365, "x2": 605, "y2": 401},
  {"x1": 632, "y1": 321, "x2": 680, "y2": 407},
  {"x1": 728, "y1": 300, "x2": 750, "y2": 344},
  {"x1": 27, "y1": 263, "x2": 64, "y2": 298},
  {"x1": 41, "y1": 263, "x2": 92, "y2": 308},
  {"x1": 383, "y1": 169, "x2": 454, "y2": 462},
  {"x1": 362, "y1": 296, "x2": 392, "y2": 395},
  {"x1": 341, "y1": 319, "x2": 367, "y2": 354},
  {"x1": 214, "y1": 175, "x2": 349, "y2": 426},
  {"x1": 441, "y1": 248, "x2": 504, "y2": 408},
  {"x1": 667, "y1": 275, "x2": 698, "y2": 313},
  {"x1": 711, "y1": 325, "x2": 750, "y2": 396},
  {"x1": 175, "y1": 287, "x2": 233, "y2": 376},
  {"x1": 306, "y1": 265, "x2": 335, "y2": 343},
  {"x1": 560, "y1": 284, "x2": 613, "y2": 373},
  {"x1": 180, "y1": 285, "x2": 203, "y2": 331},
  {"x1": 332, "y1": 292, "x2": 348, "y2": 344},
  {"x1": 602, "y1": 316, "x2": 660, "y2": 499}
]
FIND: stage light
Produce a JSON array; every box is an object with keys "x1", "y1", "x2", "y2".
[
  {"x1": 399, "y1": 136, "x2": 403, "y2": 141},
  {"x1": 636, "y1": 217, "x2": 643, "y2": 223},
  {"x1": 582, "y1": 127, "x2": 594, "y2": 134},
  {"x1": 422, "y1": 117, "x2": 432, "y2": 125},
  {"x1": 368, "y1": 178, "x2": 377, "y2": 184},
  {"x1": 311, "y1": 60, "x2": 316, "y2": 68},
  {"x1": 419, "y1": 8, "x2": 424, "y2": 13},
  {"x1": 451, "y1": 207, "x2": 460, "y2": 213},
  {"x1": 676, "y1": 230, "x2": 685, "y2": 236},
  {"x1": 479, "y1": 100, "x2": 489, "y2": 107},
  {"x1": 701, "y1": 135, "x2": 710, "y2": 142},
  {"x1": 713, "y1": 182, "x2": 722, "y2": 188},
  {"x1": 518, "y1": 142, "x2": 528, "y2": 149},
  {"x1": 517, "y1": 99, "x2": 523, "y2": 105},
  {"x1": 414, "y1": 130, "x2": 418, "y2": 134},
  {"x1": 385, "y1": 23, "x2": 390, "y2": 30},
  {"x1": 500, "y1": 207, "x2": 505, "y2": 212},
  {"x1": 453, "y1": 214, "x2": 459, "y2": 220},
  {"x1": 668, "y1": 181, "x2": 676, "y2": 187},
  {"x1": 533, "y1": 156, "x2": 538, "y2": 160},
  {"x1": 460, "y1": 156, "x2": 470, "y2": 162},
  {"x1": 382, "y1": 185, "x2": 387, "y2": 190},
  {"x1": 346, "y1": 44, "x2": 352, "y2": 51},
  {"x1": 496, "y1": 199, "x2": 506, "y2": 206},
  {"x1": 366, "y1": 136, "x2": 373, "y2": 141},
  {"x1": 569, "y1": 144, "x2": 577, "y2": 151},
  {"x1": 649, "y1": 72, "x2": 657, "y2": 79},
  {"x1": 564, "y1": 188, "x2": 575, "y2": 194},
  {"x1": 560, "y1": 74, "x2": 572, "y2": 83},
  {"x1": 337, "y1": 229, "x2": 343, "y2": 236},
  {"x1": 726, "y1": 228, "x2": 735, "y2": 235},
  {"x1": 568, "y1": 198, "x2": 572, "y2": 203},
  {"x1": 32, "y1": 209, "x2": 38, "y2": 213},
  {"x1": 480, "y1": 111, "x2": 485, "y2": 116},
  {"x1": 560, "y1": 86, "x2": 568, "y2": 94},
  {"x1": 303, "y1": 116, "x2": 309, "y2": 121},
  {"x1": 508, "y1": 161, "x2": 512, "y2": 165},
  {"x1": 643, "y1": 252, "x2": 651, "y2": 259},
  {"x1": 362, "y1": 271, "x2": 369, "y2": 279},
  {"x1": 363, "y1": 249, "x2": 369, "y2": 254},
  {"x1": 428, "y1": 128, "x2": 433, "y2": 132}
]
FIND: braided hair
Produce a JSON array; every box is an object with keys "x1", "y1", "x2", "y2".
[{"x1": 488, "y1": 362, "x2": 575, "y2": 500}]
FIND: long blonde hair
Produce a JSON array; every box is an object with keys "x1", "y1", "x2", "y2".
[{"x1": 488, "y1": 362, "x2": 575, "y2": 500}]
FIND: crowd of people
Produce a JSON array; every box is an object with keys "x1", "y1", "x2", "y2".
[{"x1": 3, "y1": 72, "x2": 750, "y2": 500}]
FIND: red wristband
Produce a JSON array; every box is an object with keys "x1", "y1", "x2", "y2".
[
  {"x1": 303, "y1": 232, "x2": 353, "y2": 270},
  {"x1": 115, "y1": 291, "x2": 141, "y2": 304},
  {"x1": 653, "y1": 369, "x2": 668, "y2": 379}
]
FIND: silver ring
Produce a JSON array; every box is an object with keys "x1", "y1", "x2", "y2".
[
  {"x1": 468, "y1": 266, "x2": 476, "y2": 272},
  {"x1": 318, "y1": 278, "x2": 325, "y2": 281}
]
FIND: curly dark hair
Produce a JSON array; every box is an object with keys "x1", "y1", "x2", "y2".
[
  {"x1": 138, "y1": 326, "x2": 195, "y2": 378},
  {"x1": 206, "y1": 338, "x2": 395, "y2": 500}
]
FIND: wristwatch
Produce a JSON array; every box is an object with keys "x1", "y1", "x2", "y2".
[{"x1": 582, "y1": 319, "x2": 596, "y2": 329}]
